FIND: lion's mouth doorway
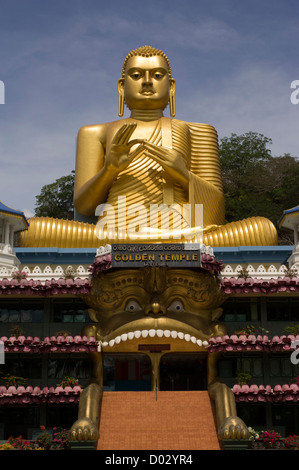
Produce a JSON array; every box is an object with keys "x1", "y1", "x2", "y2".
[
  {"x1": 159, "y1": 353, "x2": 207, "y2": 391},
  {"x1": 102, "y1": 353, "x2": 207, "y2": 392}
]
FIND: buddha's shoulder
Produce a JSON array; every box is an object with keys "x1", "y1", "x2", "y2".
[
  {"x1": 171, "y1": 118, "x2": 217, "y2": 134},
  {"x1": 77, "y1": 118, "x2": 134, "y2": 138}
]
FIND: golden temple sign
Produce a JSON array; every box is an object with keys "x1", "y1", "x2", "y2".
[{"x1": 111, "y1": 243, "x2": 201, "y2": 268}]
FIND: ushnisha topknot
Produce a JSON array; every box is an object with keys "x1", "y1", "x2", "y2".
[{"x1": 122, "y1": 45, "x2": 172, "y2": 78}]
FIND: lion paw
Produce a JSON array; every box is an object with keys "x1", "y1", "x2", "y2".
[
  {"x1": 69, "y1": 417, "x2": 99, "y2": 441},
  {"x1": 218, "y1": 416, "x2": 250, "y2": 440}
]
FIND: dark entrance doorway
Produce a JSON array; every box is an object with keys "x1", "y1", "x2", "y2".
[
  {"x1": 103, "y1": 354, "x2": 151, "y2": 391},
  {"x1": 159, "y1": 354, "x2": 207, "y2": 391}
]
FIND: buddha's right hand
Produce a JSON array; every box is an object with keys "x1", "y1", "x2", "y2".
[
  {"x1": 69, "y1": 417, "x2": 99, "y2": 441},
  {"x1": 104, "y1": 123, "x2": 143, "y2": 174}
]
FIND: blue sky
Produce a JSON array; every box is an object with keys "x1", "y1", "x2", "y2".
[{"x1": 0, "y1": 0, "x2": 298, "y2": 216}]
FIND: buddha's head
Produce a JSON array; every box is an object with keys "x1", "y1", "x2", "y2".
[{"x1": 118, "y1": 46, "x2": 176, "y2": 117}]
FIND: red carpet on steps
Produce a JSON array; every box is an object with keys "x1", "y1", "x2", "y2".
[{"x1": 97, "y1": 391, "x2": 221, "y2": 450}]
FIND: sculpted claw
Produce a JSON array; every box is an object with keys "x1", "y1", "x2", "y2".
[
  {"x1": 69, "y1": 418, "x2": 99, "y2": 441},
  {"x1": 218, "y1": 416, "x2": 250, "y2": 440}
]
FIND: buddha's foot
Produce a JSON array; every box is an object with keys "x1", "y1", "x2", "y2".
[{"x1": 203, "y1": 216, "x2": 278, "y2": 247}]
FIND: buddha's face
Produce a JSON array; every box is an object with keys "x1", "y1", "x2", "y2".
[{"x1": 121, "y1": 55, "x2": 174, "y2": 111}]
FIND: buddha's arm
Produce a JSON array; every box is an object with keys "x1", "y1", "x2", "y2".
[
  {"x1": 188, "y1": 172, "x2": 225, "y2": 227},
  {"x1": 187, "y1": 122, "x2": 225, "y2": 226},
  {"x1": 74, "y1": 124, "x2": 112, "y2": 217},
  {"x1": 143, "y1": 136, "x2": 225, "y2": 227},
  {"x1": 74, "y1": 123, "x2": 143, "y2": 217}
]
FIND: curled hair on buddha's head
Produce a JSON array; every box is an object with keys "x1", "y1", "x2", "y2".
[{"x1": 122, "y1": 45, "x2": 172, "y2": 78}]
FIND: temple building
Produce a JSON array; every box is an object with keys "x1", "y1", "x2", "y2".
[
  {"x1": 0, "y1": 46, "x2": 298, "y2": 450},
  {"x1": 0, "y1": 201, "x2": 298, "y2": 450}
]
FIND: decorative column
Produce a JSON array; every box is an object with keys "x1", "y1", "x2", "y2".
[
  {"x1": 279, "y1": 206, "x2": 299, "y2": 271},
  {"x1": 0, "y1": 203, "x2": 28, "y2": 273},
  {"x1": 4, "y1": 221, "x2": 10, "y2": 246}
]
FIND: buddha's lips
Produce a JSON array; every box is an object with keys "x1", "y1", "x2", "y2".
[{"x1": 140, "y1": 89, "x2": 154, "y2": 95}]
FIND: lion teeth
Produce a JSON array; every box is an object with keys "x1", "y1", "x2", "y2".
[{"x1": 101, "y1": 330, "x2": 208, "y2": 348}]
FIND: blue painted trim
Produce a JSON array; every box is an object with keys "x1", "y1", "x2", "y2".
[
  {"x1": 0, "y1": 201, "x2": 26, "y2": 217},
  {"x1": 14, "y1": 246, "x2": 293, "y2": 266},
  {"x1": 0, "y1": 201, "x2": 28, "y2": 226},
  {"x1": 278, "y1": 205, "x2": 299, "y2": 227},
  {"x1": 14, "y1": 247, "x2": 97, "y2": 264},
  {"x1": 214, "y1": 246, "x2": 293, "y2": 265}
]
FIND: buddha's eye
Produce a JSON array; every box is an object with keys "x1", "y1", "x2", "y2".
[
  {"x1": 153, "y1": 72, "x2": 164, "y2": 79},
  {"x1": 168, "y1": 299, "x2": 184, "y2": 312},
  {"x1": 130, "y1": 72, "x2": 141, "y2": 80},
  {"x1": 125, "y1": 300, "x2": 142, "y2": 312}
]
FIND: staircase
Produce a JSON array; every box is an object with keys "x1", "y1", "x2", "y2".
[{"x1": 97, "y1": 391, "x2": 221, "y2": 450}]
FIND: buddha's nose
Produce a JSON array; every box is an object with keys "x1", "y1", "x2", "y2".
[
  {"x1": 145, "y1": 297, "x2": 166, "y2": 316},
  {"x1": 143, "y1": 71, "x2": 152, "y2": 85}
]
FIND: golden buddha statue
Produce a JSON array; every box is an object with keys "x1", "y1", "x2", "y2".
[
  {"x1": 20, "y1": 46, "x2": 275, "y2": 444},
  {"x1": 20, "y1": 45, "x2": 277, "y2": 248}
]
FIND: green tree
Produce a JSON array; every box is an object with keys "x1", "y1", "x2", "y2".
[
  {"x1": 220, "y1": 132, "x2": 272, "y2": 223},
  {"x1": 34, "y1": 171, "x2": 75, "y2": 220},
  {"x1": 219, "y1": 132, "x2": 299, "y2": 244}
]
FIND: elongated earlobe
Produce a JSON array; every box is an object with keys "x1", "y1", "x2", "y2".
[
  {"x1": 118, "y1": 79, "x2": 125, "y2": 117},
  {"x1": 169, "y1": 79, "x2": 176, "y2": 117},
  {"x1": 118, "y1": 94, "x2": 124, "y2": 117}
]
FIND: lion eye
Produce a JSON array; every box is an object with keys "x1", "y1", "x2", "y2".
[
  {"x1": 168, "y1": 300, "x2": 184, "y2": 312},
  {"x1": 125, "y1": 300, "x2": 142, "y2": 312}
]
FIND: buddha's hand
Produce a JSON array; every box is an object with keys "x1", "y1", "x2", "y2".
[
  {"x1": 144, "y1": 141, "x2": 189, "y2": 188},
  {"x1": 104, "y1": 123, "x2": 143, "y2": 174},
  {"x1": 217, "y1": 416, "x2": 250, "y2": 440},
  {"x1": 69, "y1": 417, "x2": 99, "y2": 441}
]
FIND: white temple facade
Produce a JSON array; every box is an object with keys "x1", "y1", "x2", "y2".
[{"x1": 0, "y1": 201, "x2": 28, "y2": 275}]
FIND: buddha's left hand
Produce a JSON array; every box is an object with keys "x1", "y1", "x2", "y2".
[{"x1": 143, "y1": 141, "x2": 189, "y2": 189}]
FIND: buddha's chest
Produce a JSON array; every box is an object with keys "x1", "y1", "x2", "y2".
[
  {"x1": 129, "y1": 120, "x2": 161, "y2": 142},
  {"x1": 105, "y1": 119, "x2": 165, "y2": 153}
]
